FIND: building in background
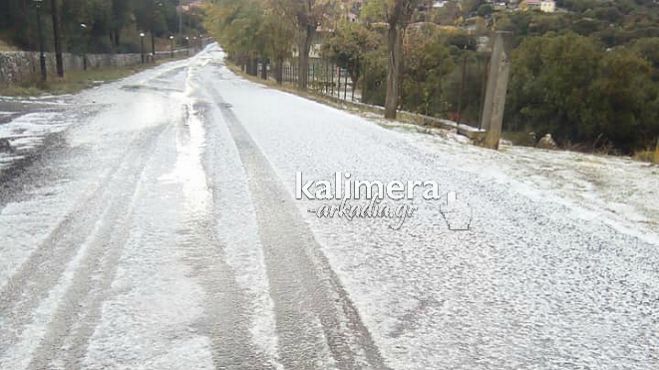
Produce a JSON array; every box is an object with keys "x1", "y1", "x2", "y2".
[
  {"x1": 520, "y1": 0, "x2": 555, "y2": 13},
  {"x1": 540, "y1": 0, "x2": 556, "y2": 13}
]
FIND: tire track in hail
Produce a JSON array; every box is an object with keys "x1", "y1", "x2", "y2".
[
  {"x1": 205, "y1": 81, "x2": 390, "y2": 370},
  {"x1": 24, "y1": 123, "x2": 167, "y2": 370},
  {"x1": 0, "y1": 125, "x2": 166, "y2": 364},
  {"x1": 181, "y1": 77, "x2": 276, "y2": 368}
]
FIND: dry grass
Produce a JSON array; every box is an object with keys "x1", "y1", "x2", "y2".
[
  {"x1": 0, "y1": 37, "x2": 18, "y2": 51},
  {"x1": 0, "y1": 55, "x2": 189, "y2": 97},
  {"x1": 633, "y1": 146, "x2": 659, "y2": 164},
  {"x1": 502, "y1": 131, "x2": 537, "y2": 147},
  {"x1": 0, "y1": 67, "x2": 140, "y2": 96}
]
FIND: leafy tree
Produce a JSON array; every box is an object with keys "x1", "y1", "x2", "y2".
[
  {"x1": 507, "y1": 32, "x2": 659, "y2": 152},
  {"x1": 588, "y1": 49, "x2": 657, "y2": 151},
  {"x1": 0, "y1": 0, "x2": 196, "y2": 54},
  {"x1": 631, "y1": 37, "x2": 659, "y2": 77},
  {"x1": 204, "y1": 0, "x2": 264, "y2": 74},
  {"x1": 364, "y1": 0, "x2": 422, "y2": 119},
  {"x1": 51, "y1": 0, "x2": 64, "y2": 77},
  {"x1": 430, "y1": 1, "x2": 462, "y2": 25},
  {"x1": 361, "y1": 45, "x2": 388, "y2": 105},
  {"x1": 477, "y1": 4, "x2": 493, "y2": 18},
  {"x1": 506, "y1": 33, "x2": 603, "y2": 142},
  {"x1": 279, "y1": 0, "x2": 336, "y2": 90},
  {"x1": 109, "y1": 0, "x2": 131, "y2": 47},
  {"x1": 260, "y1": 1, "x2": 296, "y2": 83},
  {"x1": 401, "y1": 24, "x2": 454, "y2": 116},
  {"x1": 445, "y1": 32, "x2": 477, "y2": 51},
  {"x1": 462, "y1": 0, "x2": 485, "y2": 16},
  {"x1": 323, "y1": 21, "x2": 380, "y2": 95}
]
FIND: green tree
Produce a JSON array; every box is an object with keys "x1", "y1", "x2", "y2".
[
  {"x1": 507, "y1": 32, "x2": 659, "y2": 152},
  {"x1": 588, "y1": 49, "x2": 658, "y2": 151},
  {"x1": 364, "y1": 0, "x2": 422, "y2": 119},
  {"x1": 506, "y1": 33, "x2": 602, "y2": 142},
  {"x1": 204, "y1": 0, "x2": 264, "y2": 74},
  {"x1": 477, "y1": 4, "x2": 493, "y2": 17},
  {"x1": 279, "y1": 0, "x2": 336, "y2": 90},
  {"x1": 632, "y1": 37, "x2": 659, "y2": 79},
  {"x1": 323, "y1": 21, "x2": 380, "y2": 95},
  {"x1": 260, "y1": 1, "x2": 296, "y2": 83},
  {"x1": 401, "y1": 24, "x2": 454, "y2": 116}
]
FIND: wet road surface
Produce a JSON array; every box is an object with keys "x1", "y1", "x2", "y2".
[{"x1": 0, "y1": 45, "x2": 658, "y2": 369}]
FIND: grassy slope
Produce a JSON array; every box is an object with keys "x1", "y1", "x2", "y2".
[
  {"x1": 0, "y1": 55, "x2": 189, "y2": 97},
  {"x1": 0, "y1": 37, "x2": 18, "y2": 51}
]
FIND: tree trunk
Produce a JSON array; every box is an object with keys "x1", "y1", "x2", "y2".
[
  {"x1": 50, "y1": 0, "x2": 64, "y2": 78},
  {"x1": 151, "y1": 33, "x2": 156, "y2": 60},
  {"x1": 275, "y1": 57, "x2": 283, "y2": 84},
  {"x1": 250, "y1": 58, "x2": 258, "y2": 76},
  {"x1": 297, "y1": 25, "x2": 314, "y2": 90},
  {"x1": 350, "y1": 65, "x2": 359, "y2": 97},
  {"x1": 20, "y1": 0, "x2": 29, "y2": 47},
  {"x1": 384, "y1": 24, "x2": 403, "y2": 119},
  {"x1": 261, "y1": 58, "x2": 268, "y2": 80}
]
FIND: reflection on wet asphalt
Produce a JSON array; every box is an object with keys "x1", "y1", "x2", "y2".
[{"x1": 0, "y1": 44, "x2": 657, "y2": 370}]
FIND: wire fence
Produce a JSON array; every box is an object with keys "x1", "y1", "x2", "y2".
[
  {"x1": 255, "y1": 50, "x2": 494, "y2": 131},
  {"x1": 274, "y1": 59, "x2": 359, "y2": 102}
]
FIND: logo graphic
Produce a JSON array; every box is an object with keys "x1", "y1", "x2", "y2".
[
  {"x1": 439, "y1": 192, "x2": 473, "y2": 231},
  {"x1": 296, "y1": 172, "x2": 473, "y2": 231}
]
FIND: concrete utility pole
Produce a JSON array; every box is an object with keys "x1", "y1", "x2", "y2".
[
  {"x1": 457, "y1": 46, "x2": 468, "y2": 126},
  {"x1": 480, "y1": 31, "x2": 513, "y2": 150}
]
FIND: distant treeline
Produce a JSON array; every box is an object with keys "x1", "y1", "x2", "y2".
[{"x1": 0, "y1": 0, "x2": 205, "y2": 54}]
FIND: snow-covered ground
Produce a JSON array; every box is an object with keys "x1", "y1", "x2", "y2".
[
  {"x1": 375, "y1": 119, "x2": 659, "y2": 245},
  {"x1": 208, "y1": 45, "x2": 658, "y2": 369},
  {"x1": 0, "y1": 44, "x2": 657, "y2": 369}
]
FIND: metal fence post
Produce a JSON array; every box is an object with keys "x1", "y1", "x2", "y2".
[
  {"x1": 337, "y1": 67, "x2": 341, "y2": 98},
  {"x1": 311, "y1": 63, "x2": 315, "y2": 90},
  {"x1": 330, "y1": 63, "x2": 334, "y2": 95}
]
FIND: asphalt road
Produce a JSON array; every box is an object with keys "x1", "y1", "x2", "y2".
[{"x1": 0, "y1": 44, "x2": 657, "y2": 369}]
